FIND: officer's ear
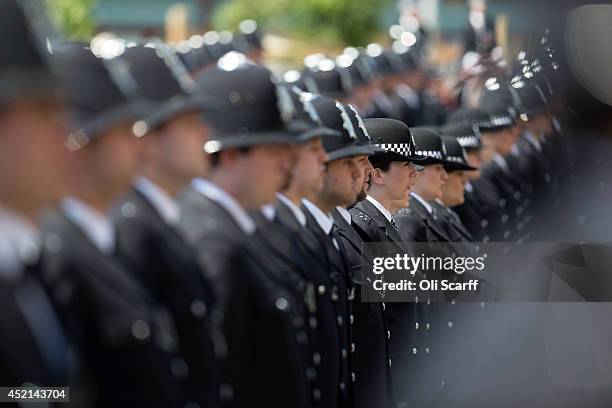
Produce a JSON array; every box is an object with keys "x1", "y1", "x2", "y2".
[{"x1": 370, "y1": 166, "x2": 386, "y2": 186}]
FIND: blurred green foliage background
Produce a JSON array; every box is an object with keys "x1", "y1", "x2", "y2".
[
  {"x1": 47, "y1": 0, "x2": 391, "y2": 47},
  {"x1": 213, "y1": 0, "x2": 391, "y2": 47},
  {"x1": 47, "y1": 0, "x2": 96, "y2": 39}
]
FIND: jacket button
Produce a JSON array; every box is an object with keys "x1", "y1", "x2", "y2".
[
  {"x1": 448, "y1": 321, "x2": 454, "y2": 328},
  {"x1": 313, "y1": 388, "x2": 321, "y2": 401},
  {"x1": 351, "y1": 343, "x2": 356, "y2": 353},
  {"x1": 351, "y1": 372, "x2": 356, "y2": 382},
  {"x1": 412, "y1": 347, "x2": 418, "y2": 355},
  {"x1": 296, "y1": 331, "x2": 308, "y2": 345},
  {"x1": 191, "y1": 299, "x2": 207, "y2": 318},
  {"x1": 309, "y1": 316, "x2": 317, "y2": 329},
  {"x1": 382, "y1": 302, "x2": 386, "y2": 311},
  {"x1": 131, "y1": 320, "x2": 151, "y2": 340},
  {"x1": 387, "y1": 330, "x2": 391, "y2": 339},
  {"x1": 341, "y1": 348, "x2": 347, "y2": 359},
  {"x1": 275, "y1": 297, "x2": 289, "y2": 311},
  {"x1": 121, "y1": 202, "x2": 137, "y2": 218},
  {"x1": 388, "y1": 358, "x2": 392, "y2": 367},
  {"x1": 318, "y1": 285, "x2": 326, "y2": 295},
  {"x1": 313, "y1": 352, "x2": 321, "y2": 366},
  {"x1": 171, "y1": 357, "x2": 189, "y2": 379},
  {"x1": 306, "y1": 367, "x2": 317, "y2": 380},
  {"x1": 337, "y1": 315, "x2": 343, "y2": 326},
  {"x1": 350, "y1": 314, "x2": 354, "y2": 325},
  {"x1": 219, "y1": 384, "x2": 234, "y2": 401},
  {"x1": 339, "y1": 382, "x2": 346, "y2": 391},
  {"x1": 415, "y1": 322, "x2": 419, "y2": 330}
]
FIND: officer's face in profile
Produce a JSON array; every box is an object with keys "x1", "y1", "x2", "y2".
[
  {"x1": 414, "y1": 163, "x2": 448, "y2": 201},
  {"x1": 239, "y1": 144, "x2": 295, "y2": 207},
  {"x1": 152, "y1": 112, "x2": 212, "y2": 184},
  {"x1": 465, "y1": 150, "x2": 482, "y2": 180},
  {"x1": 441, "y1": 170, "x2": 468, "y2": 206},
  {"x1": 525, "y1": 113, "x2": 554, "y2": 137},
  {"x1": 479, "y1": 134, "x2": 495, "y2": 164},
  {"x1": 323, "y1": 156, "x2": 361, "y2": 207},
  {"x1": 0, "y1": 97, "x2": 70, "y2": 213},
  {"x1": 378, "y1": 161, "x2": 416, "y2": 210},
  {"x1": 290, "y1": 138, "x2": 328, "y2": 196},
  {"x1": 73, "y1": 123, "x2": 141, "y2": 198},
  {"x1": 353, "y1": 155, "x2": 373, "y2": 202},
  {"x1": 483, "y1": 126, "x2": 518, "y2": 156},
  {"x1": 350, "y1": 84, "x2": 376, "y2": 110}
]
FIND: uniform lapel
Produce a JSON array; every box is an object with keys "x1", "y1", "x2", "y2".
[
  {"x1": 410, "y1": 198, "x2": 452, "y2": 242},
  {"x1": 303, "y1": 207, "x2": 345, "y2": 276},
  {"x1": 355, "y1": 200, "x2": 405, "y2": 251},
  {"x1": 330, "y1": 208, "x2": 366, "y2": 260}
]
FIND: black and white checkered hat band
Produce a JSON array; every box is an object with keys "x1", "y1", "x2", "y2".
[
  {"x1": 415, "y1": 150, "x2": 443, "y2": 159},
  {"x1": 446, "y1": 155, "x2": 466, "y2": 163},
  {"x1": 456, "y1": 135, "x2": 480, "y2": 148},
  {"x1": 377, "y1": 143, "x2": 414, "y2": 156},
  {"x1": 475, "y1": 119, "x2": 492, "y2": 129},
  {"x1": 490, "y1": 114, "x2": 513, "y2": 127}
]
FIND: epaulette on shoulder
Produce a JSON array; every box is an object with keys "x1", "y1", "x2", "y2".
[
  {"x1": 352, "y1": 211, "x2": 373, "y2": 225},
  {"x1": 395, "y1": 207, "x2": 411, "y2": 216}
]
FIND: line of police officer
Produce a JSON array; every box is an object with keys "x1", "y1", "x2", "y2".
[{"x1": 0, "y1": 1, "x2": 577, "y2": 407}]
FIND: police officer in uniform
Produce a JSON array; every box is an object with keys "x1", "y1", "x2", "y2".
[
  {"x1": 111, "y1": 42, "x2": 221, "y2": 408},
  {"x1": 177, "y1": 53, "x2": 312, "y2": 408},
  {"x1": 0, "y1": 0, "x2": 71, "y2": 393},
  {"x1": 391, "y1": 42, "x2": 448, "y2": 127},
  {"x1": 507, "y1": 76, "x2": 558, "y2": 238},
  {"x1": 477, "y1": 77, "x2": 526, "y2": 241},
  {"x1": 349, "y1": 118, "x2": 432, "y2": 407},
  {"x1": 328, "y1": 106, "x2": 397, "y2": 408},
  {"x1": 250, "y1": 84, "x2": 343, "y2": 407},
  {"x1": 394, "y1": 128, "x2": 452, "y2": 246},
  {"x1": 434, "y1": 129, "x2": 479, "y2": 243},
  {"x1": 274, "y1": 90, "x2": 348, "y2": 408},
  {"x1": 302, "y1": 95, "x2": 375, "y2": 408},
  {"x1": 40, "y1": 42, "x2": 189, "y2": 407},
  {"x1": 444, "y1": 109, "x2": 502, "y2": 241},
  {"x1": 336, "y1": 54, "x2": 376, "y2": 115}
]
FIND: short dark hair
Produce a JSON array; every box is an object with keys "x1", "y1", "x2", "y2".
[
  {"x1": 368, "y1": 154, "x2": 393, "y2": 172},
  {"x1": 209, "y1": 146, "x2": 252, "y2": 168}
]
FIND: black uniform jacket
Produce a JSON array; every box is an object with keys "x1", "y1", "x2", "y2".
[
  {"x1": 113, "y1": 188, "x2": 219, "y2": 407},
  {"x1": 178, "y1": 188, "x2": 311, "y2": 408},
  {"x1": 40, "y1": 211, "x2": 187, "y2": 407}
]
